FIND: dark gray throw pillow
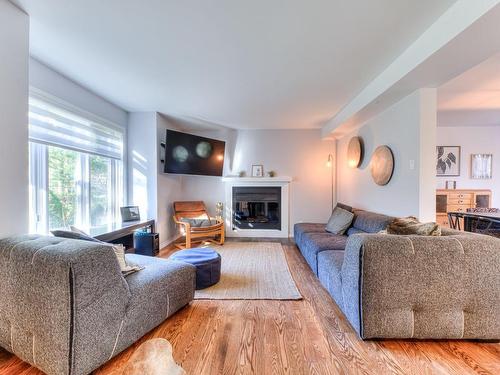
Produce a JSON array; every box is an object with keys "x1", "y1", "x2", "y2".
[
  {"x1": 51, "y1": 229, "x2": 144, "y2": 276},
  {"x1": 326, "y1": 206, "x2": 355, "y2": 235},
  {"x1": 50, "y1": 229, "x2": 100, "y2": 242}
]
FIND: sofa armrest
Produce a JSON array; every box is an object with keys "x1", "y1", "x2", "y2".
[
  {"x1": 0, "y1": 235, "x2": 130, "y2": 375},
  {"x1": 341, "y1": 233, "x2": 500, "y2": 340}
]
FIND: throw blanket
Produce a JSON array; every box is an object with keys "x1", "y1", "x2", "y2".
[{"x1": 386, "y1": 216, "x2": 441, "y2": 236}]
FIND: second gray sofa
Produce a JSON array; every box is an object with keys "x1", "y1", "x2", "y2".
[
  {"x1": 295, "y1": 207, "x2": 500, "y2": 340},
  {"x1": 0, "y1": 235, "x2": 196, "y2": 375}
]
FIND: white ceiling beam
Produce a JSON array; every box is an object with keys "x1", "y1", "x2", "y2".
[{"x1": 321, "y1": 0, "x2": 500, "y2": 138}]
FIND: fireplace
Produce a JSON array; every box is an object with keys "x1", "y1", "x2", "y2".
[
  {"x1": 232, "y1": 186, "x2": 281, "y2": 230},
  {"x1": 222, "y1": 176, "x2": 291, "y2": 238}
]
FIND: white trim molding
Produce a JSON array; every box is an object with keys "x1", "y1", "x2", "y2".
[{"x1": 223, "y1": 176, "x2": 292, "y2": 238}]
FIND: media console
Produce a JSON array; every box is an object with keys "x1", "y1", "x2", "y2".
[{"x1": 89, "y1": 219, "x2": 158, "y2": 255}]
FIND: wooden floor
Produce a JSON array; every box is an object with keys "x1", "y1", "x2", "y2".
[{"x1": 0, "y1": 242, "x2": 499, "y2": 374}]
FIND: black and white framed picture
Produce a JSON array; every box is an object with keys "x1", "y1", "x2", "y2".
[
  {"x1": 436, "y1": 146, "x2": 460, "y2": 176},
  {"x1": 471, "y1": 154, "x2": 492, "y2": 179},
  {"x1": 251, "y1": 164, "x2": 264, "y2": 177}
]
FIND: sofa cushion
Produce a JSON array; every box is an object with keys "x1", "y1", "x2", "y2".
[
  {"x1": 346, "y1": 227, "x2": 365, "y2": 236},
  {"x1": 318, "y1": 250, "x2": 345, "y2": 309},
  {"x1": 351, "y1": 209, "x2": 394, "y2": 233},
  {"x1": 119, "y1": 254, "x2": 195, "y2": 355},
  {"x1": 326, "y1": 206, "x2": 354, "y2": 235},
  {"x1": 299, "y1": 232, "x2": 347, "y2": 275},
  {"x1": 51, "y1": 229, "x2": 99, "y2": 242},
  {"x1": 293, "y1": 223, "x2": 326, "y2": 245},
  {"x1": 52, "y1": 228, "x2": 143, "y2": 276}
]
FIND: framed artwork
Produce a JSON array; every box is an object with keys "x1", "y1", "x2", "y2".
[
  {"x1": 436, "y1": 146, "x2": 460, "y2": 176},
  {"x1": 471, "y1": 154, "x2": 492, "y2": 179},
  {"x1": 251, "y1": 164, "x2": 264, "y2": 177}
]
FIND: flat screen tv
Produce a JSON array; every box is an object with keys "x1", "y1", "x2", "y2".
[{"x1": 164, "y1": 130, "x2": 225, "y2": 176}]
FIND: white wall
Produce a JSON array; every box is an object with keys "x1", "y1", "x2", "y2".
[
  {"x1": 156, "y1": 114, "x2": 183, "y2": 246},
  {"x1": 29, "y1": 57, "x2": 128, "y2": 128},
  {"x1": 127, "y1": 120, "x2": 340, "y2": 243},
  {"x1": 128, "y1": 112, "x2": 158, "y2": 221},
  {"x1": 436, "y1": 125, "x2": 500, "y2": 207},
  {"x1": 418, "y1": 89, "x2": 437, "y2": 221},
  {"x1": 180, "y1": 129, "x2": 335, "y2": 232},
  {"x1": 0, "y1": 1, "x2": 29, "y2": 237},
  {"x1": 127, "y1": 112, "x2": 183, "y2": 246},
  {"x1": 337, "y1": 89, "x2": 436, "y2": 220}
]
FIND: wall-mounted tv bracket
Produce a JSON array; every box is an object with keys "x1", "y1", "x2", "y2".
[{"x1": 160, "y1": 142, "x2": 166, "y2": 163}]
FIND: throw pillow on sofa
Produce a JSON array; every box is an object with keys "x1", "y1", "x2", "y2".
[
  {"x1": 111, "y1": 243, "x2": 144, "y2": 276},
  {"x1": 51, "y1": 229, "x2": 96, "y2": 242},
  {"x1": 326, "y1": 206, "x2": 355, "y2": 235},
  {"x1": 51, "y1": 228, "x2": 144, "y2": 275},
  {"x1": 384, "y1": 216, "x2": 441, "y2": 236}
]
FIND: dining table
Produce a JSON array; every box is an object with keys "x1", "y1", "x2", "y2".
[{"x1": 447, "y1": 211, "x2": 500, "y2": 232}]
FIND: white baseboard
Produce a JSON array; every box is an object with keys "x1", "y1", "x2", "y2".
[{"x1": 160, "y1": 235, "x2": 181, "y2": 250}]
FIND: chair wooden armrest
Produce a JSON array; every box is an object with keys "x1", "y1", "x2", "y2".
[
  {"x1": 173, "y1": 216, "x2": 191, "y2": 231},
  {"x1": 172, "y1": 201, "x2": 225, "y2": 249}
]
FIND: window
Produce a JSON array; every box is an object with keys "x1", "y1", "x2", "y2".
[{"x1": 29, "y1": 90, "x2": 124, "y2": 234}]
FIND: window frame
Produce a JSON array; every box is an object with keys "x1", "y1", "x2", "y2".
[{"x1": 28, "y1": 88, "x2": 126, "y2": 233}]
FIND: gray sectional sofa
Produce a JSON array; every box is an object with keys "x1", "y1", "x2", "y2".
[
  {"x1": 295, "y1": 206, "x2": 500, "y2": 340},
  {"x1": 0, "y1": 235, "x2": 196, "y2": 375}
]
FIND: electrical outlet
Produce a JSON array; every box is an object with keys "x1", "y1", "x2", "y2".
[{"x1": 409, "y1": 160, "x2": 415, "y2": 170}]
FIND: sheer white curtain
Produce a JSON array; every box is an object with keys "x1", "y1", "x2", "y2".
[{"x1": 28, "y1": 90, "x2": 123, "y2": 160}]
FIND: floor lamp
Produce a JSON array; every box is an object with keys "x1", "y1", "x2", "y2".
[{"x1": 326, "y1": 154, "x2": 334, "y2": 212}]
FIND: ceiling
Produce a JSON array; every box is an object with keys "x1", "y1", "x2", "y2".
[
  {"x1": 13, "y1": 0, "x2": 457, "y2": 130},
  {"x1": 438, "y1": 52, "x2": 500, "y2": 127}
]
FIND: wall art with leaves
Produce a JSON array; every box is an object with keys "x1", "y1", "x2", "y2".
[{"x1": 436, "y1": 146, "x2": 460, "y2": 176}]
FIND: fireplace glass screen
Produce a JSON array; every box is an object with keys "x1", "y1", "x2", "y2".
[{"x1": 232, "y1": 186, "x2": 281, "y2": 230}]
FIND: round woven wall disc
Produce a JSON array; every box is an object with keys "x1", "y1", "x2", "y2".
[
  {"x1": 347, "y1": 136, "x2": 362, "y2": 168},
  {"x1": 370, "y1": 145, "x2": 394, "y2": 186}
]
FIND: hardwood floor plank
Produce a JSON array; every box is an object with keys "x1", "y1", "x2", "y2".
[
  {"x1": 378, "y1": 341, "x2": 448, "y2": 375},
  {"x1": 283, "y1": 245, "x2": 406, "y2": 375},
  {"x1": 1, "y1": 241, "x2": 498, "y2": 375},
  {"x1": 413, "y1": 341, "x2": 493, "y2": 375},
  {"x1": 442, "y1": 341, "x2": 500, "y2": 374}
]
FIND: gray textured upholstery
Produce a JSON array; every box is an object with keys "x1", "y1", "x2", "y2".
[
  {"x1": 0, "y1": 235, "x2": 196, "y2": 375},
  {"x1": 295, "y1": 208, "x2": 500, "y2": 340},
  {"x1": 342, "y1": 232, "x2": 500, "y2": 339},
  {"x1": 351, "y1": 209, "x2": 394, "y2": 233},
  {"x1": 326, "y1": 207, "x2": 354, "y2": 235},
  {"x1": 115, "y1": 254, "x2": 195, "y2": 358},
  {"x1": 293, "y1": 222, "x2": 326, "y2": 245},
  {"x1": 317, "y1": 250, "x2": 345, "y2": 308},
  {"x1": 292, "y1": 207, "x2": 393, "y2": 276},
  {"x1": 298, "y1": 232, "x2": 347, "y2": 275},
  {"x1": 346, "y1": 227, "x2": 365, "y2": 236}
]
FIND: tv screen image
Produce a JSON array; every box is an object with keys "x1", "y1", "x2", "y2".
[{"x1": 164, "y1": 130, "x2": 225, "y2": 176}]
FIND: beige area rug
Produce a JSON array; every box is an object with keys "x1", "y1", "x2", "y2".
[{"x1": 195, "y1": 242, "x2": 302, "y2": 300}]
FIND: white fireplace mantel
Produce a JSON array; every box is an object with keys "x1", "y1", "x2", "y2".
[
  {"x1": 221, "y1": 176, "x2": 292, "y2": 183},
  {"x1": 222, "y1": 176, "x2": 292, "y2": 238}
]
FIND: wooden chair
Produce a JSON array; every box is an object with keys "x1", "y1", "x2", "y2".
[{"x1": 172, "y1": 201, "x2": 225, "y2": 249}]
